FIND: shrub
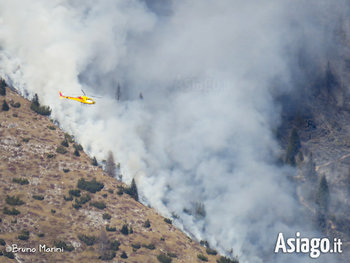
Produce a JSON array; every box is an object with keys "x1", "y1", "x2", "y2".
[
  {"x1": 142, "y1": 243, "x2": 156, "y2": 250},
  {"x1": 78, "y1": 234, "x2": 96, "y2": 246},
  {"x1": 129, "y1": 226, "x2": 133, "y2": 234},
  {"x1": 92, "y1": 156, "x2": 98, "y2": 166},
  {"x1": 110, "y1": 240, "x2": 121, "y2": 251},
  {"x1": 143, "y1": 219, "x2": 151, "y2": 228},
  {"x1": 106, "y1": 225, "x2": 116, "y2": 232},
  {"x1": 37, "y1": 233, "x2": 45, "y2": 238},
  {"x1": 56, "y1": 146, "x2": 67, "y2": 154},
  {"x1": 51, "y1": 209, "x2": 56, "y2": 214},
  {"x1": 90, "y1": 201, "x2": 106, "y2": 210},
  {"x1": 33, "y1": 195, "x2": 44, "y2": 201},
  {"x1": 217, "y1": 256, "x2": 239, "y2": 263},
  {"x1": 3, "y1": 207, "x2": 20, "y2": 215},
  {"x1": 131, "y1": 243, "x2": 141, "y2": 249},
  {"x1": 6, "y1": 195, "x2": 24, "y2": 206},
  {"x1": 18, "y1": 230, "x2": 30, "y2": 240},
  {"x1": 30, "y1": 94, "x2": 51, "y2": 116},
  {"x1": 10, "y1": 102, "x2": 21, "y2": 108},
  {"x1": 77, "y1": 178, "x2": 104, "y2": 193},
  {"x1": 108, "y1": 189, "x2": 113, "y2": 194},
  {"x1": 164, "y1": 218, "x2": 172, "y2": 224},
  {"x1": 99, "y1": 251, "x2": 116, "y2": 260},
  {"x1": 102, "y1": 213, "x2": 111, "y2": 220},
  {"x1": 4, "y1": 251, "x2": 15, "y2": 259},
  {"x1": 157, "y1": 253, "x2": 172, "y2": 263},
  {"x1": 22, "y1": 137, "x2": 30, "y2": 142},
  {"x1": 206, "y1": 248, "x2": 217, "y2": 255},
  {"x1": 73, "y1": 143, "x2": 83, "y2": 151},
  {"x1": 48, "y1": 125, "x2": 56, "y2": 130},
  {"x1": 167, "y1": 252, "x2": 177, "y2": 258},
  {"x1": 0, "y1": 238, "x2": 6, "y2": 245},
  {"x1": 74, "y1": 148, "x2": 80, "y2": 157},
  {"x1": 54, "y1": 240, "x2": 74, "y2": 252},
  {"x1": 61, "y1": 139, "x2": 69, "y2": 147},
  {"x1": 102, "y1": 193, "x2": 107, "y2": 198},
  {"x1": 120, "y1": 224, "x2": 129, "y2": 235},
  {"x1": 75, "y1": 194, "x2": 91, "y2": 205},
  {"x1": 47, "y1": 153, "x2": 56, "y2": 159},
  {"x1": 197, "y1": 254, "x2": 208, "y2": 262},
  {"x1": 63, "y1": 168, "x2": 70, "y2": 173},
  {"x1": 69, "y1": 189, "x2": 81, "y2": 197},
  {"x1": 120, "y1": 251, "x2": 128, "y2": 259},
  {"x1": 2, "y1": 100, "x2": 9, "y2": 111},
  {"x1": 0, "y1": 80, "x2": 6, "y2": 96},
  {"x1": 124, "y1": 178, "x2": 138, "y2": 201},
  {"x1": 12, "y1": 178, "x2": 29, "y2": 185},
  {"x1": 64, "y1": 195, "x2": 73, "y2": 201}
]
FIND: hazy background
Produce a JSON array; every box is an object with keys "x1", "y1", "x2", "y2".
[{"x1": 0, "y1": 0, "x2": 348, "y2": 262}]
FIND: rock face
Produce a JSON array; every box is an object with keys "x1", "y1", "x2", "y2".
[{"x1": 0, "y1": 88, "x2": 219, "y2": 262}]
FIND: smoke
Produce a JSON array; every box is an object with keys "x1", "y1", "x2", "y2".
[{"x1": 0, "y1": 0, "x2": 348, "y2": 262}]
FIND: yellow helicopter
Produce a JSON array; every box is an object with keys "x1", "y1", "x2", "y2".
[{"x1": 59, "y1": 90, "x2": 97, "y2": 105}]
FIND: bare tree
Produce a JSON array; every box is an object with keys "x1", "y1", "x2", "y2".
[{"x1": 105, "y1": 151, "x2": 116, "y2": 178}]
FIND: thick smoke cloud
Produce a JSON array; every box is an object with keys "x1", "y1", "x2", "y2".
[{"x1": 0, "y1": 1, "x2": 347, "y2": 262}]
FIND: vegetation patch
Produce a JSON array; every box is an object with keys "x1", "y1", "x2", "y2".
[
  {"x1": 48, "y1": 125, "x2": 56, "y2": 130},
  {"x1": 91, "y1": 201, "x2": 106, "y2": 210},
  {"x1": 142, "y1": 243, "x2": 156, "y2": 250},
  {"x1": 56, "y1": 146, "x2": 67, "y2": 154},
  {"x1": 120, "y1": 251, "x2": 128, "y2": 259},
  {"x1": 69, "y1": 189, "x2": 81, "y2": 197},
  {"x1": 53, "y1": 240, "x2": 74, "y2": 252},
  {"x1": 30, "y1": 94, "x2": 51, "y2": 116},
  {"x1": 63, "y1": 168, "x2": 70, "y2": 173},
  {"x1": 206, "y1": 247, "x2": 217, "y2": 255},
  {"x1": 131, "y1": 243, "x2": 141, "y2": 250},
  {"x1": 106, "y1": 225, "x2": 116, "y2": 232},
  {"x1": 99, "y1": 251, "x2": 116, "y2": 261},
  {"x1": 47, "y1": 153, "x2": 56, "y2": 159},
  {"x1": 64, "y1": 195, "x2": 73, "y2": 201},
  {"x1": 78, "y1": 234, "x2": 96, "y2": 246},
  {"x1": 120, "y1": 224, "x2": 129, "y2": 235},
  {"x1": 157, "y1": 253, "x2": 173, "y2": 263},
  {"x1": 12, "y1": 178, "x2": 29, "y2": 185},
  {"x1": 2, "y1": 100, "x2": 9, "y2": 111},
  {"x1": 110, "y1": 240, "x2": 121, "y2": 251},
  {"x1": 32, "y1": 195, "x2": 44, "y2": 201},
  {"x1": 22, "y1": 137, "x2": 30, "y2": 142},
  {"x1": 143, "y1": 219, "x2": 151, "y2": 228},
  {"x1": 77, "y1": 178, "x2": 104, "y2": 193},
  {"x1": 164, "y1": 218, "x2": 172, "y2": 224},
  {"x1": 102, "y1": 213, "x2": 111, "y2": 220},
  {"x1": 61, "y1": 139, "x2": 69, "y2": 147},
  {"x1": 197, "y1": 254, "x2": 208, "y2": 262},
  {"x1": 4, "y1": 251, "x2": 15, "y2": 259},
  {"x1": 10, "y1": 101, "x2": 21, "y2": 108},
  {"x1": 217, "y1": 256, "x2": 239, "y2": 263},
  {"x1": 5, "y1": 195, "x2": 25, "y2": 206},
  {"x1": 18, "y1": 230, "x2": 30, "y2": 240},
  {"x1": 3, "y1": 207, "x2": 20, "y2": 215},
  {"x1": 0, "y1": 238, "x2": 6, "y2": 246}
]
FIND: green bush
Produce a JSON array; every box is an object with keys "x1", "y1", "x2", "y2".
[
  {"x1": 3, "y1": 207, "x2": 20, "y2": 215},
  {"x1": 0, "y1": 80, "x2": 6, "y2": 96},
  {"x1": 206, "y1": 248, "x2": 217, "y2": 255},
  {"x1": 78, "y1": 234, "x2": 96, "y2": 246},
  {"x1": 164, "y1": 218, "x2": 172, "y2": 224},
  {"x1": 90, "y1": 201, "x2": 106, "y2": 210},
  {"x1": 69, "y1": 189, "x2": 81, "y2": 197},
  {"x1": 92, "y1": 156, "x2": 98, "y2": 166},
  {"x1": 37, "y1": 233, "x2": 45, "y2": 238},
  {"x1": 22, "y1": 137, "x2": 30, "y2": 142},
  {"x1": 110, "y1": 240, "x2": 121, "y2": 251},
  {"x1": 77, "y1": 178, "x2": 104, "y2": 193},
  {"x1": 120, "y1": 224, "x2": 129, "y2": 235},
  {"x1": 157, "y1": 253, "x2": 172, "y2": 263},
  {"x1": 2, "y1": 100, "x2": 9, "y2": 111},
  {"x1": 197, "y1": 254, "x2": 208, "y2": 262},
  {"x1": 33, "y1": 195, "x2": 44, "y2": 201},
  {"x1": 217, "y1": 256, "x2": 239, "y2": 263},
  {"x1": 167, "y1": 252, "x2": 177, "y2": 258},
  {"x1": 106, "y1": 225, "x2": 116, "y2": 232},
  {"x1": 131, "y1": 243, "x2": 141, "y2": 249},
  {"x1": 47, "y1": 153, "x2": 56, "y2": 159},
  {"x1": 76, "y1": 194, "x2": 91, "y2": 205},
  {"x1": 102, "y1": 213, "x2": 111, "y2": 220},
  {"x1": 102, "y1": 193, "x2": 107, "y2": 198},
  {"x1": 0, "y1": 238, "x2": 6, "y2": 245},
  {"x1": 74, "y1": 149, "x2": 80, "y2": 157},
  {"x1": 143, "y1": 219, "x2": 151, "y2": 228},
  {"x1": 18, "y1": 230, "x2": 30, "y2": 240},
  {"x1": 63, "y1": 168, "x2": 70, "y2": 173},
  {"x1": 12, "y1": 178, "x2": 29, "y2": 185},
  {"x1": 61, "y1": 139, "x2": 69, "y2": 147},
  {"x1": 142, "y1": 243, "x2": 156, "y2": 250},
  {"x1": 54, "y1": 240, "x2": 74, "y2": 252},
  {"x1": 48, "y1": 125, "x2": 56, "y2": 130},
  {"x1": 99, "y1": 251, "x2": 116, "y2": 260},
  {"x1": 120, "y1": 251, "x2": 128, "y2": 259},
  {"x1": 6, "y1": 195, "x2": 25, "y2": 206},
  {"x1": 73, "y1": 143, "x2": 83, "y2": 151},
  {"x1": 30, "y1": 94, "x2": 51, "y2": 116},
  {"x1": 56, "y1": 146, "x2": 67, "y2": 154},
  {"x1": 10, "y1": 102, "x2": 21, "y2": 108},
  {"x1": 64, "y1": 133, "x2": 74, "y2": 143},
  {"x1": 124, "y1": 179, "x2": 138, "y2": 201},
  {"x1": 51, "y1": 209, "x2": 56, "y2": 214},
  {"x1": 64, "y1": 195, "x2": 73, "y2": 201},
  {"x1": 4, "y1": 251, "x2": 15, "y2": 259}
]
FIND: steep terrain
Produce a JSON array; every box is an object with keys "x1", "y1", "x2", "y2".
[{"x1": 0, "y1": 87, "x2": 227, "y2": 263}]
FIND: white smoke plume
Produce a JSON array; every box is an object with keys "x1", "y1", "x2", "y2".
[{"x1": 0, "y1": 1, "x2": 347, "y2": 262}]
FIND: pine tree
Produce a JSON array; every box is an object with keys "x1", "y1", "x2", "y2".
[
  {"x1": 92, "y1": 156, "x2": 98, "y2": 166},
  {"x1": 125, "y1": 179, "x2": 139, "y2": 201},
  {"x1": 315, "y1": 175, "x2": 329, "y2": 214},
  {"x1": 285, "y1": 128, "x2": 301, "y2": 166},
  {"x1": 105, "y1": 151, "x2": 116, "y2": 177},
  {"x1": 2, "y1": 100, "x2": 9, "y2": 111}
]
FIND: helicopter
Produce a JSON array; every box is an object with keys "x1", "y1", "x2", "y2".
[{"x1": 59, "y1": 90, "x2": 98, "y2": 105}]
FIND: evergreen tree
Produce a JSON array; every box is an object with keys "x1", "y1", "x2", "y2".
[
  {"x1": 2, "y1": 100, "x2": 9, "y2": 111},
  {"x1": 125, "y1": 178, "x2": 139, "y2": 201},
  {"x1": 285, "y1": 128, "x2": 301, "y2": 166},
  {"x1": 92, "y1": 156, "x2": 98, "y2": 166},
  {"x1": 315, "y1": 175, "x2": 330, "y2": 214},
  {"x1": 0, "y1": 79, "x2": 6, "y2": 96},
  {"x1": 105, "y1": 151, "x2": 116, "y2": 177}
]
